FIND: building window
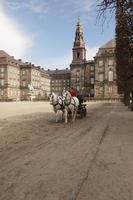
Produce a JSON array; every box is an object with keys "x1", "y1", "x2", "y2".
[
  {"x1": 76, "y1": 85, "x2": 80, "y2": 92},
  {"x1": 90, "y1": 66, "x2": 94, "y2": 71},
  {"x1": 1, "y1": 68, "x2": 4, "y2": 73},
  {"x1": 76, "y1": 71, "x2": 80, "y2": 77},
  {"x1": 99, "y1": 86, "x2": 104, "y2": 94},
  {"x1": 1, "y1": 79, "x2": 4, "y2": 86},
  {"x1": 98, "y1": 74, "x2": 104, "y2": 82},
  {"x1": 22, "y1": 70, "x2": 26, "y2": 75},
  {"x1": 90, "y1": 78, "x2": 94, "y2": 84},
  {"x1": 23, "y1": 91, "x2": 25, "y2": 95},
  {"x1": 109, "y1": 85, "x2": 113, "y2": 93},
  {"x1": 22, "y1": 81, "x2": 26, "y2": 87},
  {"x1": 76, "y1": 77, "x2": 80, "y2": 82},
  {"x1": 77, "y1": 52, "x2": 80, "y2": 59},
  {"x1": 1, "y1": 89, "x2": 4, "y2": 96},
  {"x1": 99, "y1": 60, "x2": 103, "y2": 66},
  {"x1": 90, "y1": 88, "x2": 94, "y2": 95},
  {"x1": 108, "y1": 59, "x2": 113, "y2": 66},
  {"x1": 108, "y1": 70, "x2": 113, "y2": 82}
]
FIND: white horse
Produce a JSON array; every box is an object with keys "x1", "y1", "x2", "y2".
[
  {"x1": 62, "y1": 91, "x2": 79, "y2": 123},
  {"x1": 49, "y1": 93, "x2": 64, "y2": 122}
]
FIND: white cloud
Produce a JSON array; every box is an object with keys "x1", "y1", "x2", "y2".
[
  {"x1": 0, "y1": 1, "x2": 32, "y2": 58},
  {"x1": 86, "y1": 46, "x2": 99, "y2": 60},
  {"x1": 6, "y1": 0, "x2": 49, "y2": 15}
]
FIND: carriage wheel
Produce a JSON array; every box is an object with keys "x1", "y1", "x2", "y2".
[{"x1": 80, "y1": 111, "x2": 84, "y2": 118}]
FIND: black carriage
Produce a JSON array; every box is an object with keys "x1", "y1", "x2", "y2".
[{"x1": 77, "y1": 94, "x2": 87, "y2": 118}]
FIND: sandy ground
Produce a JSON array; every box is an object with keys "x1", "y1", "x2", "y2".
[
  {"x1": 0, "y1": 101, "x2": 100, "y2": 119},
  {"x1": 0, "y1": 101, "x2": 133, "y2": 200}
]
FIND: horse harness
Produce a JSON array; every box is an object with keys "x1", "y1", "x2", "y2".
[
  {"x1": 52, "y1": 95, "x2": 64, "y2": 109},
  {"x1": 64, "y1": 93, "x2": 77, "y2": 108}
]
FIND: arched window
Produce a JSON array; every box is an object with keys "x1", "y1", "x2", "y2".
[
  {"x1": 108, "y1": 70, "x2": 113, "y2": 82},
  {"x1": 77, "y1": 52, "x2": 80, "y2": 59}
]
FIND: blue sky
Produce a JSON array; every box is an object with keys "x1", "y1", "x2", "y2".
[{"x1": 0, "y1": 0, "x2": 115, "y2": 69}]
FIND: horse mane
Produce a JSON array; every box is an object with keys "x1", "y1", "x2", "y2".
[
  {"x1": 52, "y1": 92, "x2": 56, "y2": 97},
  {"x1": 66, "y1": 91, "x2": 70, "y2": 95}
]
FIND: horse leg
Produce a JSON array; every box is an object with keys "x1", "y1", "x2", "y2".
[
  {"x1": 56, "y1": 110, "x2": 59, "y2": 123},
  {"x1": 73, "y1": 108, "x2": 77, "y2": 122},
  {"x1": 71, "y1": 109, "x2": 74, "y2": 122},
  {"x1": 62, "y1": 110, "x2": 64, "y2": 121},
  {"x1": 64, "y1": 108, "x2": 68, "y2": 123}
]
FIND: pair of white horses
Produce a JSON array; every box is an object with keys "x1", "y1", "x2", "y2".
[{"x1": 49, "y1": 91, "x2": 79, "y2": 123}]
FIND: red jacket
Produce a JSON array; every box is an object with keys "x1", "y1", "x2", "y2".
[{"x1": 70, "y1": 89, "x2": 77, "y2": 97}]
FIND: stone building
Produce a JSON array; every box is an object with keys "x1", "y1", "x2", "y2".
[
  {"x1": 94, "y1": 39, "x2": 119, "y2": 99},
  {"x1": 19, "y1": 62, "x2": 50, "y2": 100},
  {"x1": 0, "y1": 50, "x2": 51, "y2": 101},
  {"x1": 47, "y1": 68, "x2": 70, "y2": 95},
  {"x1": 0, "y1": 50, "x2": 21, "y2": 101},
  {"x1": 70, "y1": 17, "x2": 95, "y2": 97}
]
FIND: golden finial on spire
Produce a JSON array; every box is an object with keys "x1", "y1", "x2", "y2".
[{"x1": 77, "y1": 15, "x2": 81, "y2": 26}]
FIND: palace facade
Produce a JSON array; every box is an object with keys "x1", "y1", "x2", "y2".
[
  {"x1": 47, "y1": 68, "x2": 70, "y2": 95},
  {"x1": 0, "y1": 50, "x2": 51, "y2": 101},
  {"x1": 94, "y1": 39, "x2": 119, "y2": 99},
  {"x1": 70, "y1": 17, "x2": 119, "y2": 99}
]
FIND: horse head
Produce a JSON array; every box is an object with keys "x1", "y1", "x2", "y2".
[
  {"x1": 49, "y1": 93, "x2": 58, "y2": 105},
  {"x1": 62, "y1": 91, "x2": 71, "y2": 104}
]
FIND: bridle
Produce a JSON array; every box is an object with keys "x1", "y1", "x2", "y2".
[
  {"x1": 51, "y1": 94, "x2": 64, "y2": 108},
  {"x1": 63, "y1": 92, "x2": 76, "y2": 107},
  {"x1": 63, "y1": 92, "x2": 71, "y2": 106}
]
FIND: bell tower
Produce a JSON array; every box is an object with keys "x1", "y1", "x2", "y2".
[{"x1": 72, "y1": 16, "x2": 86, "y2": 63}]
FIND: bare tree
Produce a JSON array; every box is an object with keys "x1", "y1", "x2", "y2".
[{"x1": 98, "y1": 0, "x2": 133, "y2": 104}]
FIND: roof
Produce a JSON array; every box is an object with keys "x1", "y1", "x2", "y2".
[
  {"x1": 47, "y1": 69, "x2": 70, "y2": 75},
  {"x1": 0, "y1": 50, "x2": 20, "y2": 66},
  {"x1": 0, "y1": 50, "x2": 12, "y2": 58},
  {"x1": 100, "y1": 38, "x2": 116, "y2": 49}
]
